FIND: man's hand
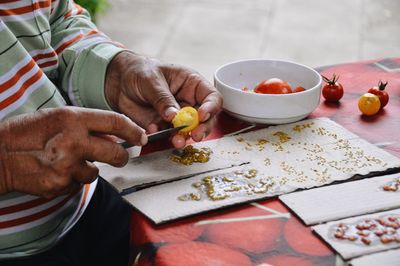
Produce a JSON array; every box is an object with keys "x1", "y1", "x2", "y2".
[
  {"x1": 0, "y1": 107, "x2": 147, "y2": 198},
  {"x1": 105, "y1": 52, "x2": 223, "y2": 148}
]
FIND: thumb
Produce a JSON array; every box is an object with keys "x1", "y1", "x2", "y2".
[{"x1": 143, "y1": 73, "x2": 180, "y2": 122}]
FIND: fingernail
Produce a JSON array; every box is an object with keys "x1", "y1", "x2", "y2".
[
  {"x1": 194, "y1": 132, "x2": 206, "y2": 141},
  {"x1": 147, "y1": 123, "x2": 158, "y2": 133},
  {"x1": 140, "y1": 133, "x2": 148, "y2": 146},
  {"x1": 165, "y1": 107, "x2": 178, "y2": 119},
  {"x1": 202, "y1": 113, "x2": 211, "y2": 122},
  {"x1": 174, "y1": 137, "x2": 186, "y2": 149}
]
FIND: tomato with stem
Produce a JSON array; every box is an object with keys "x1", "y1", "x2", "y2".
[
  {"x1": 368, "y1": 81, "x2": 389, "y2": 109},
  {"x1": 321, "y1": 74, "x2": 344, "y2": 102}
]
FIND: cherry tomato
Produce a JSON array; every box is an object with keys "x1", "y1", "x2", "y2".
[
  {"x1": 367, "y1": 81, "x2": 389, "y2": 109},
  {"x1": 172, "y1": 106, "x2": 199, "y2": 133},
  {"x1": 322, "y1": 74, "x2": 344, "y2": 102},
  {"x1": 254, "y1": 78, "x2": 292, "y2": 94},
  {"x1": 358, "y1": 93, "x2": 381, "y2": 116},
  {"x1": 293, "y1": 86, "x2": 305, "y2": 93}
]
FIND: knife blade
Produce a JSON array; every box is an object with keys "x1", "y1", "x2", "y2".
[{"x1": 119, "y1": 125, "x2": 187, "y2": 149}]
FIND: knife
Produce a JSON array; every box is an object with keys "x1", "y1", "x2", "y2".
[{"x1": 119, "y1": 125, "x2": 187, "y2": 149}]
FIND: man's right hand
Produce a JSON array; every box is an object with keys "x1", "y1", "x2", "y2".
[{"x1": 0, "y1": 107, "x2": 147, "y2": 198}]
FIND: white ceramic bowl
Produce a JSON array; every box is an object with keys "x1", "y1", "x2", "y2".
[{"x1": 214, "y1": 59, "x2": 322, "y2": 124}]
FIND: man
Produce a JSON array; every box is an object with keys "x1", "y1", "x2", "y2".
[{"x1": 0, "y1": 0, "x2": 222, "y2": 265}]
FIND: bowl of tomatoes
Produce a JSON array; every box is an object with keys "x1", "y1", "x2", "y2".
[{"x1": 214, "y1": 59, "x2": 322, "y2": 124}]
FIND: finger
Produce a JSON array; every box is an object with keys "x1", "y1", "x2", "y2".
[
  {"x1": 197, "y1": 91, "x2": 223, "y2": 122},
  {"x1": 175, "y1": 71, "x2": 221, "y2": 120},
  {"x1": 138, "y1": 70, "x2": 180, "y2": 121},
  {"x1": 82, "y1": 136, "x2": 130, "y2": 167},
  {"x1": 93, "y1": 134, "x2": 119, "y2": 142},
  {"x1": 181, "y1": 74, "x2": 222, "y2": 121},
  {"x1": 115, "y1": 94, "x2": 165, "y2": 129},
  {"x1": 147, "y1": 123, "x2": 158, "y2": 134},
  {"x1": 190, "y1": 117, "x2": 215, "y2": 142},
  {"x1": 76, "y1": 108, "x2": 147, "y2": 146},
  {"x1": 166, "y1": 68, "x2": 222, "y2": 122},
  {"x1": 72, "y1": 161, "x2": 99, "y2": 184},
  {"x1": 171, "y1": 134, "x2": 187, "y2": 149}
]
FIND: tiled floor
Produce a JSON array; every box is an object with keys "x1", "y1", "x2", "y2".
[{"x1": 98, "y1": 0, "x2": 400, "y2": 81}]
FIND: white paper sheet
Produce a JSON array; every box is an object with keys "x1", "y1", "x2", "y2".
[
  {"x1": 350, "y1": 249, "x2": 400, "y2": 266},
  {"x1": 280, "y1": 173, "x2": 400, "y2": 225},
  {"x1": 122, "y1": 118, "x2": 400, "y2": 224},
  {"x1": 312, "y1": 209, "x2": 400, "y2": 260},
  {"x1": 98, "y1": 139, "x2": 247, "y2": 192},
  {"x1": 124, "y1": 165, "x2": 283, "y2": 224}
]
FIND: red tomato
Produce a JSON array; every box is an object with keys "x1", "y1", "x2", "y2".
[
  {"x1": 322, "y1": 74, "x2": 344, "y2": 102},
  {"x1": 254, "y1": 78, "x2": 292, "y2": 94},
  {"x1": 294, "y1": 86, "x2": 305, "y2": 93},
  {"x1": 367, "y1": 81, "x2": 389, "y2": 109}
]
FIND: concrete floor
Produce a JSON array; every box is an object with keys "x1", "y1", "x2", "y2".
[{"x1": 98, "y1": 0, "x2": 400, "y2": 82}]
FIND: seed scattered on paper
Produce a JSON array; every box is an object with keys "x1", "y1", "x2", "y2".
[
  {"x1": 292, "y1": 121, "x2": 314, "y2": 132},
  {"x1": 273, "y1": 131, "x2": 291, "y2": 143},
  {"x1": 332, "y1": 215, "x2": 400, "y2": 246},
  {"x1": 383, "y1": 177, "x2": 400, "y2": 192},
  {"x1": 178, "y1": 169, "x2": 276, "y2": 201},
  {"x1": 170, "y1": 145, "x2": 211, "y2": 165},
  {"x1": 178, "y1": 120, "x2": 393, "y2": 201}
]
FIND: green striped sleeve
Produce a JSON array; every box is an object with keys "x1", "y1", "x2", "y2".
[{"x1": 50, "y1": 0, "x2": 126, "y2": 110}]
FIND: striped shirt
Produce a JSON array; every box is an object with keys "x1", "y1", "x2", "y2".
[{"x1": 0, "y1": 0, "x2": 126, "y2": 259}]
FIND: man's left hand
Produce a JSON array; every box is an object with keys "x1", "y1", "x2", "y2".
[{"x1": 105, "y1": 52, "x2": 223, "y2": 148}]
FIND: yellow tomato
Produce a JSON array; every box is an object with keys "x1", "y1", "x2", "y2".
[
  {"x1": 358, "y1": 93, "x2": 381, "y2": 116},
  {"x1": 172, "y1": 106, "x2": 199, "y2": 133}
]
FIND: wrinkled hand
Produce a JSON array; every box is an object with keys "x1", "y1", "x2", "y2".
[
  {"x1": 0, "y1": 107, "x2": 146, "y2": 198},
  {"x1": 105, "y1": 52, "x2": 223, "y2": 148}
]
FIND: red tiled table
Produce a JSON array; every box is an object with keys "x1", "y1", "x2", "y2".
[{"x1": 130, "y1": 58, "x2": 400, "y2": 266}]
